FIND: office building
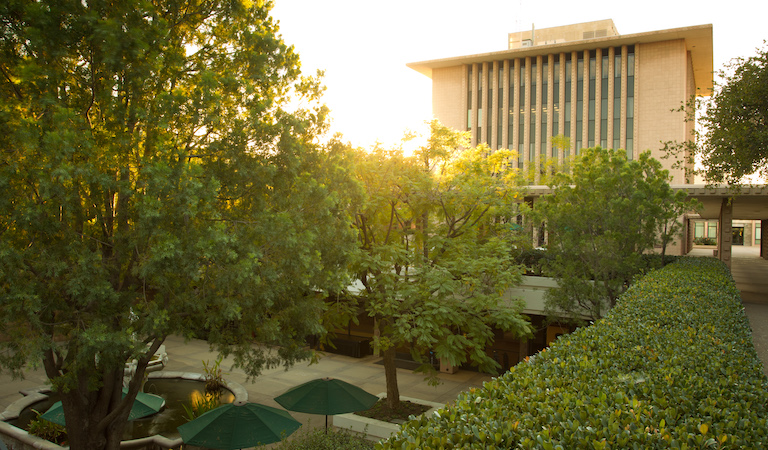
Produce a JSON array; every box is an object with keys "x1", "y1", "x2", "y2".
[{"x1": 407, "y1": 19, "x2": 713, "y2": 184}]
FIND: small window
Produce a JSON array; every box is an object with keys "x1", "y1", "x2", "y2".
[
  {"x1": 708, "y1": 223, "x2": 718, "y2": 238},
  {"x1": 694, "y1": 222, "x2": 704, "y2": 238}
]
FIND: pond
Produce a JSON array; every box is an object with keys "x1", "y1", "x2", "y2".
[{"x1": 8, "y1": 379, "x2": 235, "y2": 440}]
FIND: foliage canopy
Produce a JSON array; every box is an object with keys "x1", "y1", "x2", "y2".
[
  {"x1": 667, "y1": 43, "x2": 768, "y2": 184},
  {"x1": 348, "y1": 121, "x2": 531, "y2": 408},
  {"x1": 0, "y1": 0, "x2": 356, "y2": 448},
  {"x1": 535, "y1": 147, "x2": 694, "y2": 322}
]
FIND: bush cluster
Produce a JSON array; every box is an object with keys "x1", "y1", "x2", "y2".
[
  {"x1": 380, "y1": 257, "x2": 768, "y2": 449},
  {"x1": 514, "y1": 248, "x2": 678, "y2": 279},
  {"x1": 275, "y1": 428, "x2": 374, "y2": 449},
  {"x1": 513, "y1": 248, "x2": 549, "y2": 276},
  {"x1": 694, "y1": 237, "x2": 717, "y2": 246}
]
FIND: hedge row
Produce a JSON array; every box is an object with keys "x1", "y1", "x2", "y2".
[{"x1": 380, "y1": 257, "x2": 768, "y2": 449}]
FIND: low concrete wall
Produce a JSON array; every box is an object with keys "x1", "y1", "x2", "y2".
[
  {"x1": 504, "y1": 275, "x2": 558, "y2": 315},
  {"x1": 334, "y1": 394, "x2": 444, "y2": 442}
]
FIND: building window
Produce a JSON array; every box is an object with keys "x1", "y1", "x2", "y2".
[
  {"x1": 477, "y1": 67, "x2": 483, "y2": 143},
  {"x1": 694, "y1": 222, "x2": 705, "y2": 238},
  {"x1": 519, "y1": 61, "x2": 525, "y2": 166},
  {"x1": 708, "y1": 222, "x2": 718, "y2": 239},
  {"x1": 529, "y1": 61, "x2": 537, "y2": 166},
  {"x1": 600, "y1": 54, "x2": 609, "y2": 148},
  {"x1": 508, "y1": 61, "x2": 515, "y2": 151},
  {"x1": 576, "y1": 53, "x2": 584, "y2": 154},
  {"x1": 486, "y1": 68, "x2": 493, "y2": 145},
  {"x1": 588, "y1": 51, "x2": 596, "y2": 148},
  {"x1": 757, "y1": 223, "x2": 762, "y2": 243},
  {"x1": 553, "y1": 56, "x2": 560, "y2": 157},
  {"x1": 564, "y1": 54, "x2": 571, "y2": 159},
  {"x1": 498, "y1": 66, "x2": 504, "y2": 149},
  {"x1": 626, "y1": 46, "x2": 635, "y2": 159},
  {"x1": 613, "y1": 50, "x2": 621, "y2": 150},
  {"x1": 541, "y1": 60, "x2": 548, "y2": 164},
  {"x1": 467, "y1": 66, "x2": 473, "y2": 131},
  {"x1": 477, "y1": 109, "x2": 483, "y2": 141}
]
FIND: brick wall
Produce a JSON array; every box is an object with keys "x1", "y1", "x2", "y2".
[
  {"x1": 637, "y1": 39, "x2": 689, "y2": 183},
  {"x1": 432, "y1": 66, "x2": 466, "y2": 131}
]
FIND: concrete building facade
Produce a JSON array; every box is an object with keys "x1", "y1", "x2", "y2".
[{"x1": 408, "y1": 20, "x2": 713, "y2": 184}]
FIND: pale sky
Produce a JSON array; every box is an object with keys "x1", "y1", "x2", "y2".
[{"x1": 271, "y1": 0, "x2": 767, "y2": 149}]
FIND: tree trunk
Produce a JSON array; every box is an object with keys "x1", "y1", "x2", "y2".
[
  {"x1": 43, "y1": 340, "x2": 163, "y2": 450},
  {"x1": 60, "y1": 376, "x2": 131, "y2": 450},
  {"x1": 382, "y1": 345, "x2": 400, "y2": 409},
  {"x1": 64, "y1": 415, "x2": 127, "y2": 450}
]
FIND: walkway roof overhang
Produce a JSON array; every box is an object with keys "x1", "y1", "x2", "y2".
[
  {"x1": 407, "y1": 24, "x2": 714, "y2": 96},
  {"x1": 525, "y1": 184, "x2": 768, "y2": 220},
  {"x1": 677, "y1": 185, "x2": 768, "y2": 220}
]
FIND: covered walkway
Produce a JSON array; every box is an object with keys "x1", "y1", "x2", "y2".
[
  {"x1": 524, "y1": 184, "x2": 768, "y2": 268},
  {"x1": 684, "y1": 185, "x2": 768, "y2": 269}
]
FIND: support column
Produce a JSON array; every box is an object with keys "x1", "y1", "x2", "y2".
[
  {"x1": 518, "y1": 339, "x2": 529, "y2": 364},
  {"x1": 718, "y1": 198, "x2": 733, "y2": 269},
  {"x1": 372, "y1": 318, "x2": 380, "y2": 357},
  {"x1": 684, "y1": 216, "x2": 693, "y2": 255}
]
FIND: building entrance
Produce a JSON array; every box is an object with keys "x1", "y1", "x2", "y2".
[{"x1": 733, "y1": 226, "x2": 745, "y2": 245}]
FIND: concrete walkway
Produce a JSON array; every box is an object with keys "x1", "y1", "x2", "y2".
[{"x1": 728, "y1": 247, "x2": 768, "y2": 378}]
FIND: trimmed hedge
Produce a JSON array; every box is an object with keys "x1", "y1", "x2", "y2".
[{"x1": 379, "y1": 258, "x2": 768, "y2": 449}]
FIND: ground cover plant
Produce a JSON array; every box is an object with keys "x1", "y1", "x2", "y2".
[
  {"x1": 380, "y1": 257, "x2": 768, "y2": 449},
  {"x1": 275, "y1": 427, "x2": 374, "y2": 450}
]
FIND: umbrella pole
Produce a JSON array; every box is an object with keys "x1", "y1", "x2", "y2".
[{"x1": 325, "y1": 414, "x2": 328, "y2": 432}]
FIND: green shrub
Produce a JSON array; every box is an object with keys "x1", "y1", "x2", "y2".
[
  {"x1": 202, "y1": 356, "x2": 228, "y2": 393},
  {"x1": 182, "y1": 392, "x2": 222, "y2": 421},
  {"x1": 275, "y1": 427, "x2": 374, "y2": 449},
  {"x1": 28, "y1": 410, "x2": 67, "y2": 445},
  {"x1": 380, "y1": 257, "x2": 768, "y2": 449},
  {"x1": 694, "y1": 237, "x2": 717, "y2": 246},
  {"x1": 640, "y1": 253, "x2": 679, "y2": 269},
  {"x1": 513, "y1": 248, "x2": 549, "y2": 276}
]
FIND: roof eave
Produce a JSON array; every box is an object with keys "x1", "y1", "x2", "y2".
[{"x1": 407, "y1": 24, "x2": 714, "y2": 95}]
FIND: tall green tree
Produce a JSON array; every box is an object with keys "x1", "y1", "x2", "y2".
[
  {"x1": 666, "y1": 43, "x2": 768, "y2": 184},
  {"x1": 0, "y1": 1, "x2": 356, "y2": 448},
  {"x1": 350, "y1": 121, "x2": 531, "y2": 409},
  {"x1": 536, "y1": 147, "x2": 693, "y2": 323}
]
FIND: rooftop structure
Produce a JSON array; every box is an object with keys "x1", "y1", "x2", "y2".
[{"x1": 508, "y1": 19, "x2": 620, "y2": 49}]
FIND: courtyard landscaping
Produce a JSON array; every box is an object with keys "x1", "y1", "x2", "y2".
[{"x1": 381, "y1": 257, "x2": 768, "y2": 448}]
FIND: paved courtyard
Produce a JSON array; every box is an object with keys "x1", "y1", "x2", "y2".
[{"x1": 0, "y1": 334, "x2": 493, "y2": 446}]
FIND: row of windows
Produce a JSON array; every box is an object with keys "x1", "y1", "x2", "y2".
[
  {"x1": 693, "y1": 221, "x2": 763, "y2": 243},
  {"x1": 467, "y1": 46, "x2": 635, "y2": 173},
  {"x1": 693, "y1": 221, "x2": 719, "y2": 239}
]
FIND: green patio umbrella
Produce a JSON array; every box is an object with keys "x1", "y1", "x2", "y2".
[
  {"x1": 177, "y1": 401, "x2": 301, "y2": 449},
  {"x1": 41, "y1": 389, "x2": 165, "y2": 426},
  {"x1": 274, "y1": 377, "x2": 379, "y2": 429}
]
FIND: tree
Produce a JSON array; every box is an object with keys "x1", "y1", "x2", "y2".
[
  {"x1": 535, "y1": 147, "x2": 693, "y2": 323},
  {"x1": 666, "y1": 43, "x2": 768, "y2": 184},
  {"x1": 0, "y1": 1, "x2": 356, "y2": 449},
  {"x1": 349, "y1": 121, "x2": 531, "y2": 409}
]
